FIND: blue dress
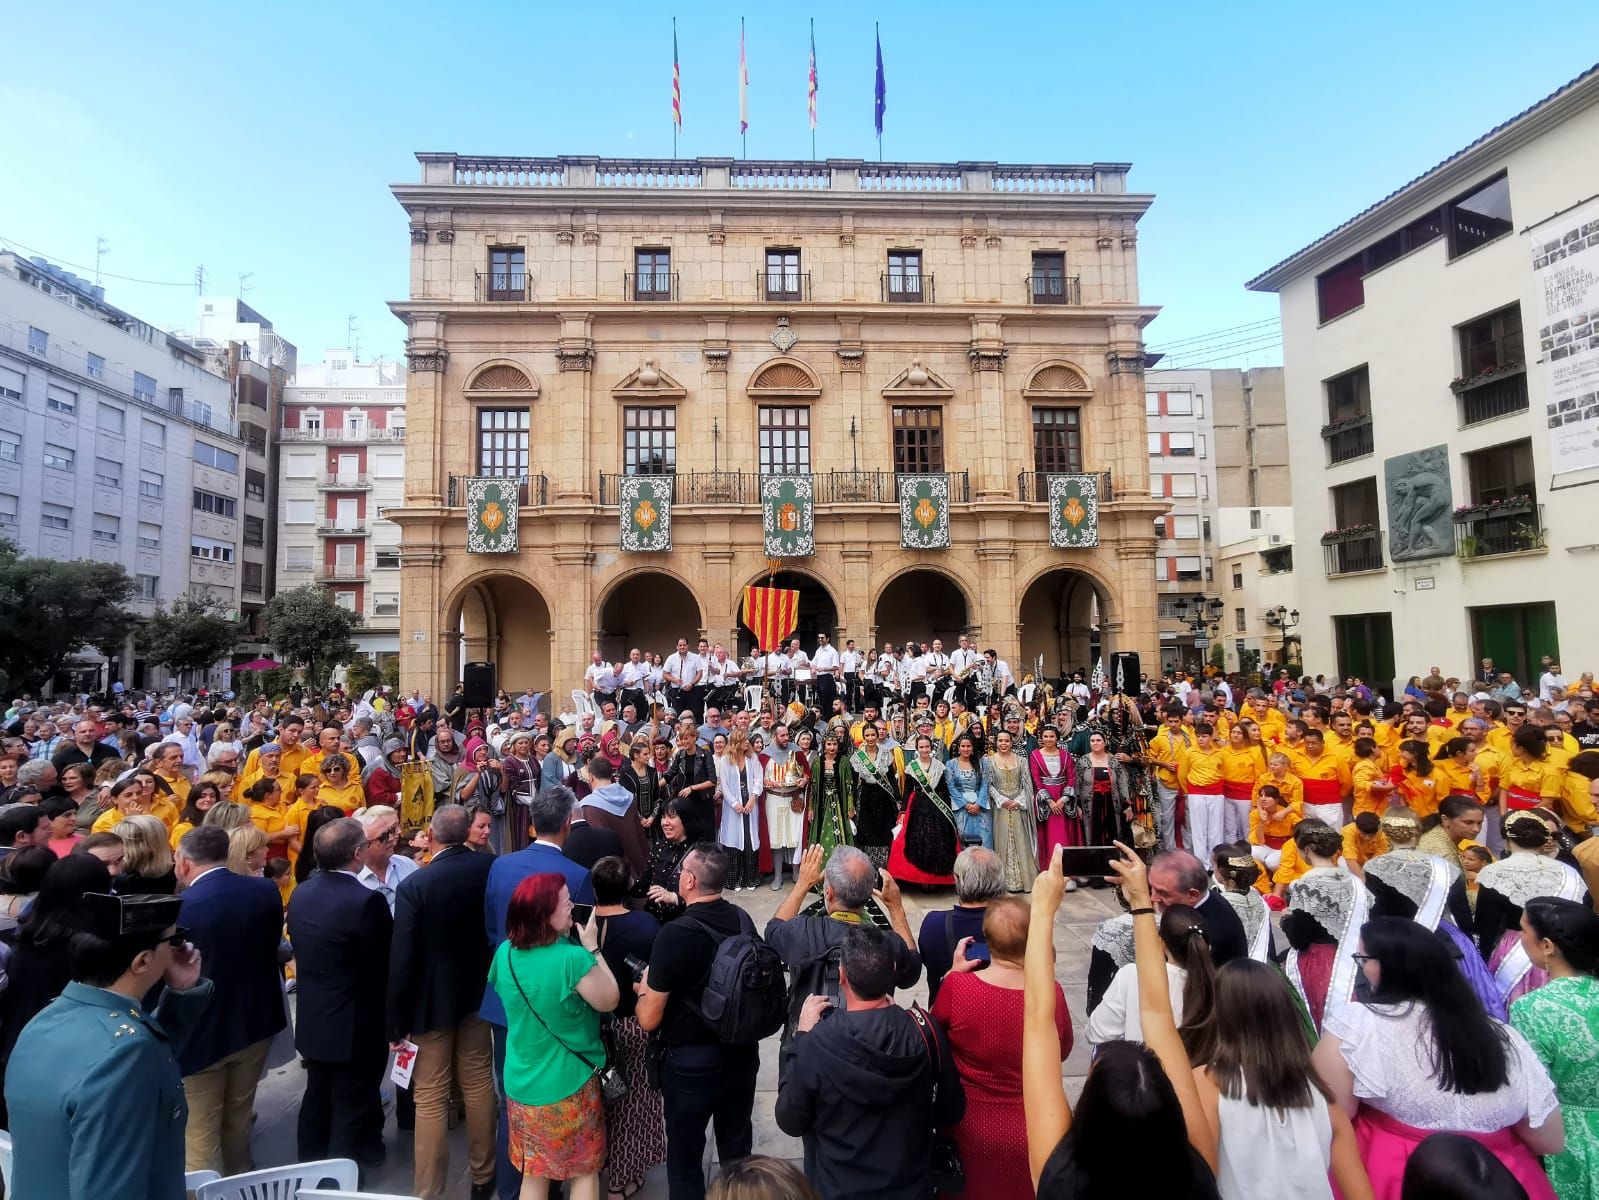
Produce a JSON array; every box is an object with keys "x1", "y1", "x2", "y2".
[{"x1": 946, "y1": 759, "x2": 991, "y2": 849}]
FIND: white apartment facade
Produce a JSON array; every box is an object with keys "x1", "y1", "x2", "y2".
[
  {"x1": 278, "y1": 351, "x2": 405, "y2": 671},
  {"x1": 0, "y1": 253, "x2": 245, "y2": 690},
  {"x1": 1248, "y1": 66, "x2": 1599, "y2": 692}
]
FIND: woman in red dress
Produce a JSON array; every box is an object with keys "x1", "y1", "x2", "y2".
[{"x1": 932, "y1": 895, "x2": 1072, "y2": 1200}]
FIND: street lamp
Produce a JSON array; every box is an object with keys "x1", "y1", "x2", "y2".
[
  {"x1": 1264, "y1": 605, "x2": 1301, "y2": 669},
  {"x1": 1172, "y1": 595, "x2": 1224, "y2": 667}
]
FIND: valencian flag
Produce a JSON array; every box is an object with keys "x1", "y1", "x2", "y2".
[
  {"x1": 739, "y1": 18, "x2": 749, "y2": 135},
  {"x1": 1047, "y1": 473, "x2": 1100, "y2": 549},
  {"x1": 762, "y1": 474, "x2": 814, "y2": 556},
  {"x1": 898, "y1": 473, "x2": 950, "y2": 550},
  {"x1": 619, "y1": 474, "x2": 672, "y2": 552},
  {"x1": 466, "y1": 476, "x2": 521, "y2": 554},
  {"x1": 672, "y1": 19, "x2": 682, "y2": 128},
  {"x1": 742, "y1": 585, "x2": 800, "y2": 652},
  {"x1": 807, "y1": 19, "x2": 817, "y2": 130}
]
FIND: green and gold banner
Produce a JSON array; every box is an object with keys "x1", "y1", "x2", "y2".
[
  {"x1": 619, "y1": 474, "x2": 673, "y2": 552},
  {"x1": 899, "y1": 474, "x2": 951, "y2": 550},
  {"x1": 1047, "y1": 474, "x2": 1100, "y2": 549},
  {"x1": 762, "y1": 474, "x2": 814, "y2": 557},
  {"x1": 466, "y1": 476, "x2": 521, "y2": 554}
]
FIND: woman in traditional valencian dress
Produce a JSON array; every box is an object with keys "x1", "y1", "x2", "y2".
[
  {"x1": 806, "y1": 731, "x2": 855, "y2": 862},
  {"x1": 1476, "y1": 811, "x2": 1589, "y2": 1007},
  {"x1": 1029, "y1": 724, "x2": 1078, "y2": 868},
  {"x1": 888, "y1": 734, "x2": 957, "y2": 887},
  {"x1": 946, "y1": 734, "x2": 990, "y2": 852},
  {"x1": 850, "y1": 722, "x2": 900, "y2": 869},
  {"x1": 983, "y1": 730, "x2": 1037, "y2": 893},
  {"x1": 1074, "y1": 730, "x2": 1134, "y2": 846}
]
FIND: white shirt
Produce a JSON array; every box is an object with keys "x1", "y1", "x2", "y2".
[
  {"x1": 950, "y1": 647, "x2": 979, "y2": 675},
  {"x1": 925, "y1": 653, "x2": 951, "y2": 680},
  {"x1": 840, "y1": 649, "x2": 862, "y2": 674},
  {"x1": 584, "y1": 662, "x2": 612, "y2": 689},
  {"x1": 1539, "y1": 671, "x2": 1567, "y2": 702},
  {"x1": 708, "y1": 655, "x2": 738, "y2": 685},
  {"x1": 1086, "y1": 961, "x2": 1187, "y2": 1046},
  {"x1": 664, "y1": 652, "x2": 705, "y2": 688},
  {"x1": 992, "y1": 659, "x2": 1014, "y2": 689},
  {"x1": 357, "y1": 854, "x2": 419, "y2": 913},
  {"x1": 620, "y1": 660, "x2": 650, "y2": 688},
  {"x1": 811, "y1": 645, "x2": 840, "y2": 673},
  {"x1": 904, "y1": 655, "x2": 927, "y2": 683},
  {"x1": 876, "y1": 655, "x2": 900, "y2": 684}
]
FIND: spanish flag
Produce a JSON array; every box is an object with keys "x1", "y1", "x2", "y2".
[{"x1": 742, "y1": 585, "x2": 799, "y2": 652}]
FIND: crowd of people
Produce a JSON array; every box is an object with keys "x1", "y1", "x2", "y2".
[{"x1": 0, "y1": 646, "x2": 1596, "y2": 1200}]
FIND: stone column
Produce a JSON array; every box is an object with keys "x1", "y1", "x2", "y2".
[
  {"x1": 975, "y1": 540, "x2": 1018, "y2": 664},
  {"x1": 551, "y1": 548, "x2": 596, "y2": 698},
  {"x1": 968, "y1": 318, "x2": 1010, "y2": 499},
  {"x1": 839, "y1": 547, "x2": 874, "y2": 643},
  {"x1": 404, "y1": 324, "x2": 447, "y2": 505},
  {"x1": 552, "y1": 317, "x2": 595, "y2": 501}
]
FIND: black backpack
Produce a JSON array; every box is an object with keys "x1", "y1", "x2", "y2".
[{"x1": 684, "y1": 911, "x2": 788, "y2": 1044}]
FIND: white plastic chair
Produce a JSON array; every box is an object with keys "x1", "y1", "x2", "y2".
[
  {"x1": 570, "y1": 689, "x2": 596, "y2": 717},
  {"x1": 0, "y1": 1130, "x2": 12, "y2": 1193},
  {"x1": 298, "y1": 1191, "x2": 420, "y2": 1200},
  {"x1": 743, "y1": 684, "x2": 764, "y2": 712},
  {"x1": 194, "y1": 1158, "x2": 358, "y2": 1200},
  {"x1": 186, "y1": 1169, "x2": 221, "y2": 1191}
]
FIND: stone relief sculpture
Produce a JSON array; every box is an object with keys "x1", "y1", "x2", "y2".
[{"x1": 1384, "y1": 445, "x2": 1453, "y2": 562}]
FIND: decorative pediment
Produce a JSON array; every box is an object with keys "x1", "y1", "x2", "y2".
[
  {"x1": 1022, "y1": 360, "x2": 1092, "y2": 398},
  {"x1": 464, "y1": 361, "x2": 540, "y2": 397},
  {"x1": 882, "y1": 357, "x2": 955, "y2": 400},
  {"x1": 612, "y1": 358, "x2": 687, "y2": 400},
  {"x1": 747, "y1": 356, "x2": 822, "y2": 398}
]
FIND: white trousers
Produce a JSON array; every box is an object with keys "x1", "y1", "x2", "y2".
[{"x1": 1187, "y1": 793, "x2": 1227, "y2": 867}]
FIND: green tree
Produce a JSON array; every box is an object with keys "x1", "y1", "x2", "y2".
[
  {"x1": 261, "y1": 585, "x2": 359, "y2": 691},
  {"x1": 344, "y1": 655, "x2": 383, "y2": 697},
  {"x1": 1208, "y1": 642, "x2": 1227, "y2": 672},
  {"x1": 0, "y1": 539, "x2": 136, "y2": 693},
  {"x1": 136, "y1": 595, "x2": 241, "y2": 682}
]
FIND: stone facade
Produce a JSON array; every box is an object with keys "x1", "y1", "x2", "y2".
[{"x1": 388, "y1": 155, "x2": 1163, "y2": 700}]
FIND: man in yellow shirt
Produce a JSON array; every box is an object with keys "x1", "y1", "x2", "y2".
[
  {"x1": 1458, "y1": 718, "x2": 1504, "y2": 805},
  {"x1": 301, "y1": 725, "x2": 361, "y2": 780},
  {"x1": 150, "y1": 742, "x2": 192, "y2": 806},
  {"x1": 1278, "y1": 719, "x2": 1312, "y2": 774},
  {"x1": 242, "y1": 717, "x2": 310, "y2": 785},
  {"x1": 1325, "y1": 711, "x2": 1358, "y2": 761},
  {"x1": 1178, "y1": 722, "x2": 1227, "y2": 865},
  {"x1": 1340, "y1": 811, "x2": 1389, "y2": 877},
  {"x1": 1294, "y1": 729, "x2": 1351, "y2": 827},
  {"x1": 235, "y1": 745, "x2": 293, "y2": 806},
  {"x1": 1146, "y1": 704, "x2": 1192, "y2": 853},
  {"x1": 1243, "y1": 690, "x2": 1287, "y2": 744},
  {"x1": 1565, "y1": 751, "x2": 1599, "y2": 838},
  {"x1": 1486, "y1": 700, "x2": 1528, "y2": 758}
]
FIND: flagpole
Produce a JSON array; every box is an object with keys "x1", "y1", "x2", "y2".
[
  {"x1": 809, "y1": 17, "x2": 816, "y2": 162},
  {"x1": 672, "y1": 17, "x2": 679, "y2": 160},
  {"x1": 740, "y1": 16, "x2": 747, "y2": 161},
  {"x1": 874, "y1": 22, "x2": 882, "y2": 162}
]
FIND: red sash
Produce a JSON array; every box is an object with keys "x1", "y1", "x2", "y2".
[
  {"x1": 1506, "y1": 786, "x2": 1540, "y2": 810},
  {"x1": 1222, "y1": 781, "x2": 1253, "y2": 801},
  {"x1": 1186, "y1": 783, "x2": 1223, "y2": 796},
  {"x1": 1302, "y1": 776, "x2": 1341, "y2": 806}
]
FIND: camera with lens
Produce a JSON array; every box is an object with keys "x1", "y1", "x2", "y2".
[{"x1": 622, "y1": 954, "x2": 649, "y2": 981}]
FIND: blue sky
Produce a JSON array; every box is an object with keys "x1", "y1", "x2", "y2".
[{"x1": 2, "y1": 2, "x2": 1593, "y2": 370}]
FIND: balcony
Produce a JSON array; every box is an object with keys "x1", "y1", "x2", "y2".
[
  {"x1": 598, "y1": 471, "x2": 757, "y2": 505},
  {"x1": 595, "y1": 470, "x2": 973, "y2": 507},
  {"x1": 445, "y1": 474, "x2": 548, "y2": 507},
  {"x1": 1454, "y1": 365, "x2": 1529, "y2": 426},
  {"x1": 1455, "y1": 498, "x2": 1546, "y2": 560},
  {"x1": 1028, "y1": 275, "x2": 1082, "y2": 305},
  {"x1": 316, "y1": 473, "x2": 372, "y2": 490},
  {"x1": 1322, "y1": 413, "x2": 1374, "y2": 464},
  {"x1": 316, "y1": 519, "x2": 369, "y2": 535},
  {"x1": 278, "y1": 427, "x2": 405, "y2": 443},
  {"x1": 881, "y1": 274, "x2": 934, "y2": 303},
  {"x1": 757, "y1": 272, "x2": 810, "y2": 302},
  {"x1": 1320, "y1": 528, "x2": 1385, "y2": 576},
  {"x1": 475, "y1": 271, "x2": 529, "y2": 302},
  {"x1": 625, "y1": 271, "x2": 679, "y2": 301},
  {"x1": 814, "y1": 470, "x2": 969, "y2": 503},
  {"x1": 315, "y1": 563, "x2": 367, "y2": 582},
  {"x1": 1015, "y1": 470, "x2": 1116, "y2": 503}
]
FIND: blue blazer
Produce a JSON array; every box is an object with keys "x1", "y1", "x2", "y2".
[
  {"x1": 480, "y1": 842, "x2": 593, "y2": 1026},
  {"x1": 176, "y1": 867, "x2": 287, "y2": 1076}
]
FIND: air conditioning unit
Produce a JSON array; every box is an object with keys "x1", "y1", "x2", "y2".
[{"x1": 1269, "y1": 534, "x2": 1284, "y2": 545}]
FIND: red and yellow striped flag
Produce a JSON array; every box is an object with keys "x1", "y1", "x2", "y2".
[
  {"x1": 742, "y1": 585, "x2": 799, "y2": 652},
  {"x1": 672, "y1": 20, "x2": 682, "y2": 128}
]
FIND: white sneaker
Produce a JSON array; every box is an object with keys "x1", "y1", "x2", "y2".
[{"x1": 1065, "y1": 878, "x2": 1079, "y2": 892}]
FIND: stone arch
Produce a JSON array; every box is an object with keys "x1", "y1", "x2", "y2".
[
  {"x1": 746, "y1": 356, "x2": 823, "y2": 398},
  {"x1": 595, "y1": 569, "x2": 705, "y2": 665},
  {"x1": 871, "y1": 565, "x2": 974, "y2": 650},
  {"x1": 735, "y1": 567, "x2": 839, "y2": 658},
  {"x1": 443, "y1": 570, "x2": 554, "y2": 695},
  {"x1": 1016, "y1": 565, "x2": 1117, "y2": 682},
  {"x1": 1021, "y1": 359, "x2": 1093, "y2": 398},
  {"x1": 464, "y1": 359, "x2": 541, "y2": 397}
]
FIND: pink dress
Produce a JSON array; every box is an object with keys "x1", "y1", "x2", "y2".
[{"x1": 1029, "y1": 748, "x2": 1079, "y2": 869}]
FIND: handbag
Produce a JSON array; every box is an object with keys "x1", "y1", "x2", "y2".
[
  {"x1": 506, "y1": 955, "x2": 630, "y2": 1106},
  {"x1": 906, "y1": 1004, "x2": 966, "y2": 1194}
]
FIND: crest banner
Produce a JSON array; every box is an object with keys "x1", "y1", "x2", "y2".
[
  {"x1": 619, "y1": 474, "x2": 673, "y2": 552},
  {"x1": 466, "y1": 476, "x2": 521, "y2": 554},
  {"x1": 762, "y1": 474, "x2": 814, "y2": 557},
  {"x1": 1047, "y1": 474, "x2": 1099, "y2": 548},
  {"x1": 898, "y1": 474, "x2": 951, "y2": 549}
]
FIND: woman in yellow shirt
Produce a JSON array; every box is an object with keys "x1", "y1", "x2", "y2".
[
  {"x1": 92, "y1": 777, "x2": 154, "y2": 834},
  {"x1": 1430, "y1": 737, "x2": 1479, "y2": 802},
  {"x1": 1498, "y1": 725, "x2": 1561, "y2": 826},
  {"x1": 168, "y1": 778, "x2": 226, "y2": 851},
  {"x1": 1394, "y1": 740, "x2": 1441, "y2": 820},
  {"x1": 1349, "y1": 737, "x2": 1393, "y2": 817},
  {"x1": 311, "y1": 756, "x2": 366, "y2": 815},
  {"x1": 130, "y1": 769, "x2": 181, "y2": 832},
  {"x1": 1221, "y1": 725, "x2": 1265, "y2": 840},
  {"x1": 283, "y1": 773, "x2": 326, "y2": 869},
  {"x1": 1248, "y1": 785, "x2": 1298, "y2": 890},
  {"x1": 245, "y1": 777, "x2": 299, "y2": 859},
  {"x1": 1251, "y1": 752, "x2": 1303, "y2": 815}
]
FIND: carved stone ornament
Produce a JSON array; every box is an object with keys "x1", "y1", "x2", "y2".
[
  {"x1": 707, "y1": 230, "x2": 726, "y2": 245},
  {"x1": 703, "y1": 346, "x2": 731, "y2": 371},
  {"x1": 883, "y1": 357, "x2": 954, "y2": 397},
  {"x1": 1121, "y1": 233, "x2": 1137, "y2": 250},
  {"x1": 556, "y1": 229, "x2": 575, "y2": 245},
  {"x1": 581, "y1": 229, "x2": 600, "y2": 246},
  {"x1": 838, "y1": 232, "x2": 855, "y2": 246},
  {"x1": 1098, "y1": 233, "x2": 1114, "y2": 249},
  {"x1": 836, "y1": 347, "x2": 864, "y2": 373},
  {"x1": 1385, "y1": 445, "x2": 1453, "y2": 563},
  {"x1": 960, "y1": 234, "x2": 977, "y2": 249},
  {"x1": 407, "y1": 347, "x2": 447, "y2": 374},
  {"x1": 612, "y1": 358, "x2": 686, "y2": 399},
  {"x1": 770, "y1": 316, "x2": 799, "y2": 354},
  {"x1": 556, "y1": 346, "x2": 595, "y2": 373},
  {"x1": 435, "y1": 229, "x2": 455, "y2": 244},
  {"x1": 409, "y1": 228, "x2": 429, "y2": 244},
  {"x1": 967, "y1": 346, "x2": 1008, "y2": 373},
  {"x1": 984, "y1": 235, "x2": 1002, "y2": 249},
  {"x1": 1106, "y1": 351, "x2": 1146, "y2": 376}
]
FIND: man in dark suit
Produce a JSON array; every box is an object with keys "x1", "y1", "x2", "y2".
[
  {"x1": 481, "y1": 785, "x2": 593, "y2": 1200},
  {"x1": 286, "y1": 817, "x2": 394, "y2": 1172},
  {"x1": 388, "y1": 805, "x2": 496, "y2": 1200},
  {"x1": 1148, "y1": 850, "x2": 1248, "y2": 966},
  {"x1": 173, "y1": 826, "x2": 287, "y2": 1176},
  {"x1": 564, "y1": 797, "x2": 625, "y2": 870}
]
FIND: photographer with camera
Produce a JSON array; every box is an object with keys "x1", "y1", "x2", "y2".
[{"x1": 591, "y1": 855, "x2": 666, "y2": 1199}]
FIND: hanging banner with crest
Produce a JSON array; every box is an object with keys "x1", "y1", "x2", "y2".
[
  {"x1": 898, "y1": 474, "x2": 951, "y2": 549},
  {"x1": 466, "y1": 476, "x2": 521, "y2": 554},
  {"x1": 1047, "y1": 474, "x2": 1100, "y2": 548},
  {"x1": 762, "y1": 474, "x2": 814, "y2": 557},
  {"x1": 619, "y1": 474, "x2": 673, "y2": 552}
]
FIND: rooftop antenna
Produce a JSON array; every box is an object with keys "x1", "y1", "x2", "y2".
[
  {"x1": 346, "y1": 313, "x2": 360, "y2": 360},
  {"x1": 194, "y1": 264, "x2": 207, "y2": 296},
  {"x1": 94, "y1": 238, "x2": 109, "y2": 285},
  {"x1": 237, "y1": 271, "x2": 254, "y2": 300}
]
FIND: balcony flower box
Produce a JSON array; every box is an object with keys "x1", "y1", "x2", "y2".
[
  {"x1": 1452, "y1": 496, "x2": 1533, "y2": 522},
  {"x1": 1320, "y1": 524, "x2": 1377, "y2": 545},
  {"x1": 1319, "y1": 412, "x2": 1372, "y2": 438},
  {"x1": 1449, "y1": 361, "x2": 1525, "y2": 395}
]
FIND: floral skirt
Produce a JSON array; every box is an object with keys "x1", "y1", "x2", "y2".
[{"x1": 507, "y1": 1076, "x2": 607, "y2": 1180}]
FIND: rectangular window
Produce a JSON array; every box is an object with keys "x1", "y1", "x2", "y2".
[
  {"x1": 1235, "y1": 607, "x2": 1247, "y2": 633},
  {"x1": 1031, "y1": 408, "x2": 1082, "y2": 474},
  {"x1": 1232, "y1": 565, "x2": 1244, "y2": 589},
  {"x1": 43, "y1": 444, "x2": 74, "y2": 472},
  {"x1": 92, "y1": 513, "x2": 119, "y2": 543},
  {"x1": 1144, "y1": 391, "x2": 1160, "y2": 416},
  {"x1": 284, "y1": 500, "x2": 315, "y2": 525},
  {"x1": 371, "y1": 450, "x2": 404, "y2": 478},
  {"x1": 1168, "y1": 474, "x2": 1198, "y2": 497},
  {"x1": 302, "y1": 411, "x2": 323, "y2": 434},
  {"x1": 0, "y1": 430, "x2": 18, "y2": 462},
  {"x1": 1448, "y1": 173, "x2": 1512, "y2": 259},
  {"x1": 1163, "y1": 390, "x2": 1193, "y2": 416},
  {"x1": 138, "y1": 574, "x2": 159, "y2": 600},
  {"x1": 285, "y1": 544, "x2": 314, "y2": 570},
  {"x1": 137, "y1": 523, "x2": 160, "y2": 551},
  {"x1": 886, "y1": 251, "x2": 924, "y2": 302},
  {"x1": 86, "y1": 353, "x2": 105, "y2": 379},
  {"x1": 243, "y1": 515, "x2": 265, "y2": 547},
  {"x1": 375, "y1": 549, "x2": 401, "y2": 570},
  {"x1": 133, "y1": 373, "x2": 156, "y2": 404},
  {"x1": 387, "y1": 408, "x2": 406, "y2": 431},
  {"x1": 194, "y1": 442, "x2": 240, "y2": 473},
  {"x1": 1147, "y1": 432, "x2": 1162, "y2": 457},
  {"x1": 0, "y1": 494, "x2": 16, "y2": 528},
  {"x1": 1458, "y1": 304, "x2": 1524, "y2": 376},
  {"x1": 46, "y1": 386, "x2": 76, "y2": 415},
  {"x1": 189, "y1": 537, "x2": 234, "y2": 563},
  {"x1": 0, "y1": 367, "x2": 21, "y2": 401},
  {"x1": 142, "y1": 420, "x2": 164, "y2": 446},
  {"x1": 284, "y1": 451, "x2": 317, "y2": 478},
  {"x1": 1172, "y1": 514, "x2": 1200, "y2": 539},
  {"x1": 758, "y1": 406, "x2": 811, "y2": 474},
  {"x1": 763, "y1": 249, "x2": 803, "y2": 301},
  {"x1": 192, "y1": 489, "x2": 236, "y2": 519},
  {"x1": 27, "y1": 327, "x2": 47, "y2": 355},
  {"x1": 487, "y1": 247, "x2": 526, "y2": 300},
  {"x1": 138, "y1": 470, "x2": 163, "y2": 499},
  {"x1": 891, "y1": 406, "x2": 944, "y2": 473},
  {"x1": 1316, "y1": 254, "x2": 1366, "y2": 323},
  {"x1": 634, "y1": 248, "x2": 673, "y2": 300},
  {"x1": 1175, "y1": 555, "x2": 1203, "y2": 582},
  {"x1": 1326, "y1": 365, "x2": 1371, "y2": 422},
  {"x1": 1030, "y1": 252, "x2": 1069, "y2": 303},
  {"x1": 41, "y1": 504, "x2": 71, "y2": 530},
  {"x1": 333, "y1": 590, "x2": 357, "y2": 612},
  {"x1": 622, "y1": 406, "x2": 674, "y2": 474},
  {"x1": 242, "y1": 561, "x2": 264, "y2": 594},
  {"x1": 1465, "y1": 438, "x2": 1535, "y2": 505},
  {"x1": 374, "y1": 592, "x2": 400, "y2": 616},
  {"x1": 93, "y1": 457, "x2": 121, "y2": 488},
  {"x1": 1249, "y1": 508, "x2": 1262, "y2": 529},
  {"x1": 1331, "y1": 477, "x2": 1380, "y2": 527},
  {"x1": 97, "y1": 404, "x2": 124, "y2": 434},
  {"x1": 245, "y1": 469, "x2": 265, "y2": 500},
  {"x1": 476, "y1": 407, "x2": 531, "y2": 476},
  {"x1": 1167, "y1": 432, "x2": 1196, "y2": 456}
]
